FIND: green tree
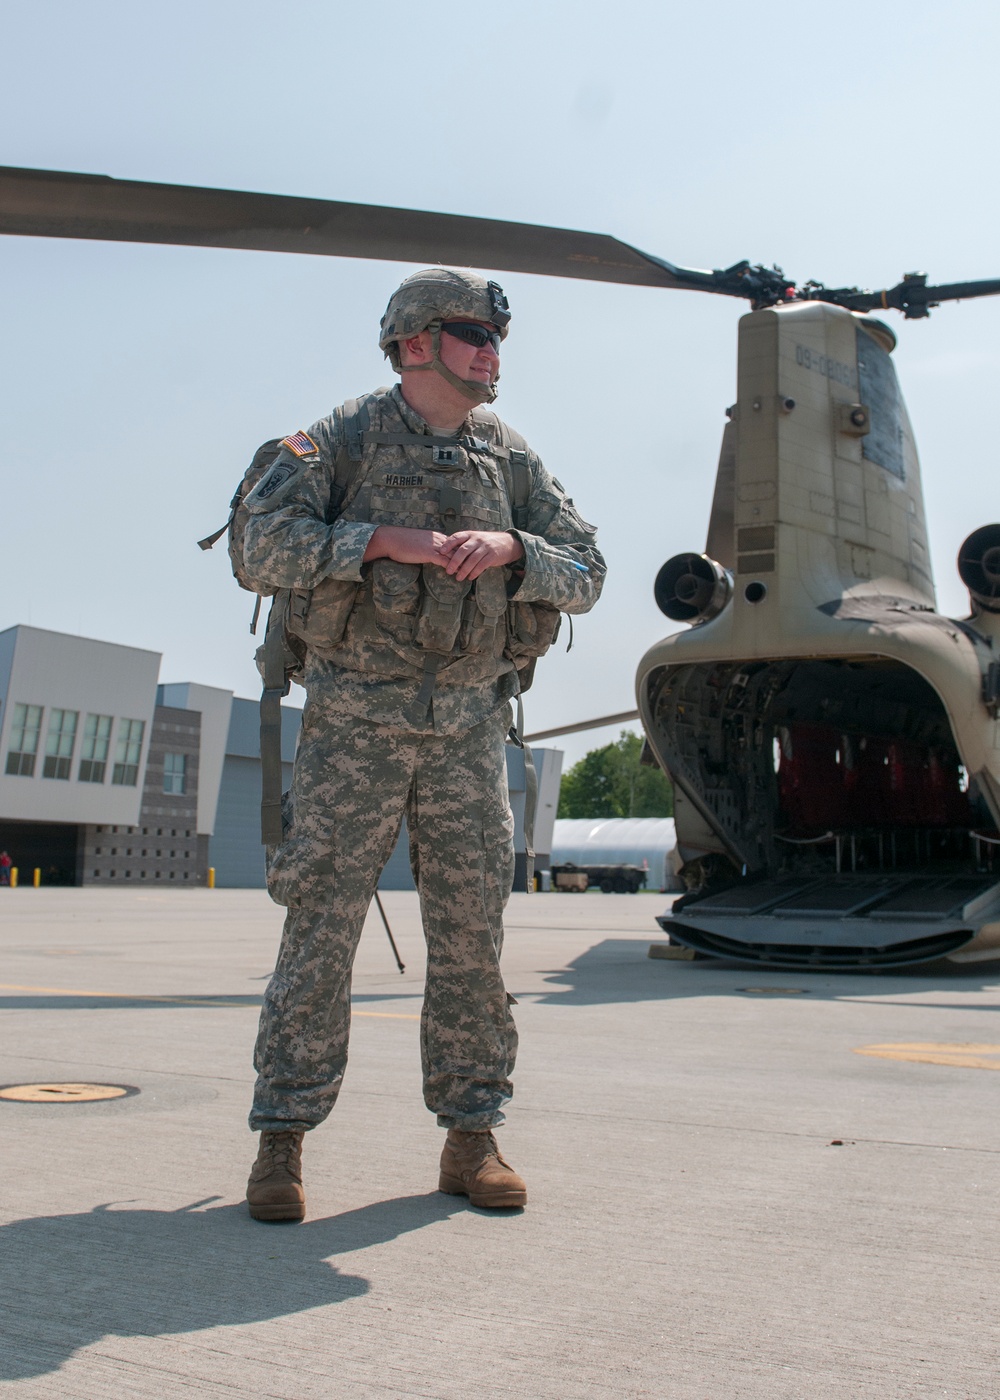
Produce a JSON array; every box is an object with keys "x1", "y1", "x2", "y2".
[{"x1": 557, "y1": 731, "x2": 673, "y2": 819}]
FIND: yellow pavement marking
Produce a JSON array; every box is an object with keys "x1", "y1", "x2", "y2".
[
  {"x1": 0, "y1": 983, "x2": 419, "y2": 1019},
  {"x1": 854, "y1": 1042, "x2": 1000, "y2": 1070},
  {"x1": 0, "y1": 1082, "x2": 129, "y2": 1103},
  {"x1": 739, "y1": 986, "x2": 809, "y2": 995}
]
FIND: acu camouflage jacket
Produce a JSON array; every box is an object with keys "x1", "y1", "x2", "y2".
[{"x1": 242, "y1": 385, "x2": 606, "y2": 733}]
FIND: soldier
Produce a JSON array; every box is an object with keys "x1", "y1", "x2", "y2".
[{"x1": 241, "y1": 269, "x2": 605, "y2": 1220}]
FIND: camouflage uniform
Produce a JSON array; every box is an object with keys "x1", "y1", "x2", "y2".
[{"x1": 244, "y1": 374, "x2": 604, "y2": 1134}]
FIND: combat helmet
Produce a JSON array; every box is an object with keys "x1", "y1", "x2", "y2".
[{"x1": 379, "y1": 268, "x2": 510, "y2": 405}]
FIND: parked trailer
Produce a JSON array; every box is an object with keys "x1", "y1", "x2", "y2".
[{"x1": 550, "y1": 862, "x2": 647, "y2": 894}]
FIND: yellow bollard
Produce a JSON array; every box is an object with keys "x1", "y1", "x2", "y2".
[
  {"x1": 10, "y1": 867, "x2": 17, "y2": 888},
  {"x1": 207, "y1": 867, "x2": 216, "y2": 889},
  {"x1": 33, "y1": 868, "x2": 41, "y2": 888}
]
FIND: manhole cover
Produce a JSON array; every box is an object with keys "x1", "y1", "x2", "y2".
[
  {"x1": 738, "y1": 987, "x2": 809, "y2": 995},
  {"x1": 0, "y1": 1082, "x2": 138, "y2": 1103},
  {"x1": 854, "y1": 1043, "x2": 1000, "y2": 1071}
]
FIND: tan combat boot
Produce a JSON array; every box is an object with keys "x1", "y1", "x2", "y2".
[
  {"x1": 246, "y1": 1129, "x2": 306, "y2": 1221},
  {"x1": 439, "y1": 1129, "x2": 527, "y2": 1208}
]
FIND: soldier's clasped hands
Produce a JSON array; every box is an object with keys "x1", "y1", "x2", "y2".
[
  {"x1": 436, "y1": 530, "x2": 524, "y2": 581},
  {"x1": 365, "y1": 525, "x2": 524, "y2": 581}
]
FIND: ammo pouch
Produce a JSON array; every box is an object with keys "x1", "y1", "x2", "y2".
[
  {"x1": 460, "y1": 567, "x2": 508, "y2": 656},
  {"x1": 414, "y1": 566, "x2": 471, "y2": 654},
  {"x1": 506, "y1": 600, "x2": 562, "y2": 660},
  {"x1": 284, "y1": 577, "x2": 360, "y2": 659},
  {"x1": 371, "y1": 560, "x2": 422, "y2": 644}
]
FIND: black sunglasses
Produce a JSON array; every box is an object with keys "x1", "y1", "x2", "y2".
[{"x1": 440, "y1": 321, "x2": 502, "y2": 353}]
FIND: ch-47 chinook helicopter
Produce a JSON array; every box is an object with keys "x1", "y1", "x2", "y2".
[{"x1": 4, "y1": 166, "x2": 1000, "y2": 969}]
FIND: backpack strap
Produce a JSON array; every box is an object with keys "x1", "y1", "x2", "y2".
[
  {"x1": 507, "y1": 451, "x2": 530, "y2": 531},
  {"x1": 506, "y1": 695, "x2": 537, "y2": 893},
  {"x1": 331, "y1": 397, "x2": 370, "y2": 513},
  {"x1": 258, "y1": 591, "x2": 295, "y2": 846},
  {"x1": 257, "y1": 400, "x2": 370, "y2": 844}
]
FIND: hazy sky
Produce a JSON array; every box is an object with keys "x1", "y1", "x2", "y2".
[{"x1": 3, "y1": 0, "x2": 999, "y2": 766}]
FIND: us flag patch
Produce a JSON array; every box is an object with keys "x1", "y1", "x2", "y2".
[{"x1": 282, "y1": 430, "x2": 319, "y2": 457}]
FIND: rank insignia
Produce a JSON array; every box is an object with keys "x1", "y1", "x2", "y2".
[{"x1": 282, "y1": 430, "x2": 319, "y2": 457}]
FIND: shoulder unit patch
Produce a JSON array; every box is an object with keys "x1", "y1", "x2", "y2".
[{"x1": 282, "y1": 430, "x2": 319, "y2": 458}]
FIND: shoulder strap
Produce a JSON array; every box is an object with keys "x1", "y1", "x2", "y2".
[
  {"x1": 479, "y1": 411, "x2": 531, "y2": 530},
  {"x1": 331, "y1": 396, "x2": 370, "y2": 513}
]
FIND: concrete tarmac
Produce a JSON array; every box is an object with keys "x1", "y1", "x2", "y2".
[{"x1": 1, "y1": 887, "x2": 998, "y2": 1399}]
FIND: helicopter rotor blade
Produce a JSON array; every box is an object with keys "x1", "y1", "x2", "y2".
[
  {"x1": 524, "y1": 710, "x2": 640, "y2": 743},
  {"x1": 7, "y1": 168, "x2": 995, "y2": 321},
  {"x1": 805, "y1": 272, "x2": 1000, "y2": 319},
  {"x1": 0, "y1": 165, "x2": 727, "y2": 295}
]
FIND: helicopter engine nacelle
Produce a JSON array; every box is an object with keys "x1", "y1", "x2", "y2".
[
  {"x1": 654, "y1": 552, "x2": 732, "y2": 624},
  {"x1": 958, "y1": 524, "x2": 1000, "y2": 613}
]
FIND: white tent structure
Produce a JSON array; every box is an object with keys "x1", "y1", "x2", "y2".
[{"x1": 551, "y1": 817, "x2": 678, "y2": 891}]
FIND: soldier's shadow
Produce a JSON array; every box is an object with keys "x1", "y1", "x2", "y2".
[{"x1": 2, "y1": 1192, "x2": 461, "y2": 1380}]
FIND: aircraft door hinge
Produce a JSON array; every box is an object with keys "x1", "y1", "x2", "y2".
[{"x1": 982, "y1": 660, "x2": 1000, "y2": 717}]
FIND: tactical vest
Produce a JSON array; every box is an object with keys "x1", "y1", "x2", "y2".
[{"x1": 287, "y1": 391, "x2": 559, "y2": 692}]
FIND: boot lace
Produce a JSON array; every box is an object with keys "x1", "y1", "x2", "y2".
[{"x1": 259, "y1": 1130, "x2": 302, "y2": 1172}]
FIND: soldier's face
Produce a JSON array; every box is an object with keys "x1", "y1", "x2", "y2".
[{"x1": 437, "y1": 320, "x2": 501, "y2": 387}]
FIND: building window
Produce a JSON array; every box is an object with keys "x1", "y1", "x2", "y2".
[
  {"x1": 112, "y1": 718, "x2": 145, "y2": 786},
  {"x1": 5, "y1": 703, "x2": 43, "y2": 777},
  {"x1": 163, "y1": 753, "x2": 187, "y2": 795},
  {"x1": 40, "y1": 708, "x2": 79, "y2": 780},
  {"x1": 78, "y1": 714, "x2": 113, "y2": 783}
]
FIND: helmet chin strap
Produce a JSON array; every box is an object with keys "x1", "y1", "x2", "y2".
[{"x1": 402, "y1": 322, "x2": 498, "y2": 405}]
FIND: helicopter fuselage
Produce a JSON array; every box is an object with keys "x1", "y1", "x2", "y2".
[{"x1": 638, "y1": 300, "x2": 1000, "y2": 969}]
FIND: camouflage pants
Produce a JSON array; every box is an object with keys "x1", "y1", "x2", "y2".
[{"x1": 249, "y1": 700, "x2": 517, "y2": 1134}]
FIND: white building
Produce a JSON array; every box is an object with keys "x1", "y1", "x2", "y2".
[{"x1": 551, "y1": 816, "x2": 678, "y2": 891}]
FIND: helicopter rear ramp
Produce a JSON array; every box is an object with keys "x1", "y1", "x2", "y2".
[{"x1": 659, "y1": 872, "x2": 1000, "y2": 968}]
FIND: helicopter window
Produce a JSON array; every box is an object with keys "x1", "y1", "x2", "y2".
[{"x1": 857, "y1": 326, "x2": 905, "y2": 481}]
